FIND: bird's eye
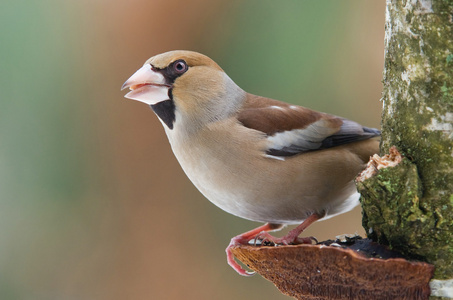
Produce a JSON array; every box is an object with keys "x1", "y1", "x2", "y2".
[{"x1": 173, "y1": 60, "x2": 188, "y2": 74}]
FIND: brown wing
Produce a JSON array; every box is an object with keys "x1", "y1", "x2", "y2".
[{"x1": 237, "y1": 94, "x2": 380, "y2": 156}]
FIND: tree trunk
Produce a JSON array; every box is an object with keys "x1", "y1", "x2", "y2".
[{"x1": 358, "y1": 0, "x2": 453, "y2": 297}]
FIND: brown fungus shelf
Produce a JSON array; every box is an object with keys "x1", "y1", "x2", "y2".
[{"x1": 230, "y1": 237, "x2": 434, "y2": 300}]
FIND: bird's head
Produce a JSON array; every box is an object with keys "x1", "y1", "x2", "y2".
[{"x1": 122, "y1": 50, "x2": 245, "y2": 130}]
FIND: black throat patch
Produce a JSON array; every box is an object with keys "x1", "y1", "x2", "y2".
[
  {"x1": 149, "y1": 62, "x2": 187, "y2": 130},
  {"x1": 150, "y1": 99, "x2": 176, "y2": 129}
]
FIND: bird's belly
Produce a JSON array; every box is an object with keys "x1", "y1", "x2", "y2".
[
  {"x1": 170, "y1": 141, "x2": 359, "y2": 224},
  {"x1": 177, "y1": 156, "x2": 273, "y2": 221},
  {"x1": 185, "y1": 163, "x2": 359, "y2": 224}
]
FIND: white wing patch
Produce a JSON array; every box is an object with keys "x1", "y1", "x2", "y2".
[
  {"x1": 270, "y1": 105, "x2": 285, "y2": 111},
  {"x1": 266, "y1": 119, "x2": 339, "y2": 153},
  {"x1": 264, "y1": 154, "x2": 286, "y2": 161}
]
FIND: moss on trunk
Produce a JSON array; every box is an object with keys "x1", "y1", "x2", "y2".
[{"x1": 357, "y1": 0, "x2": 453, "y2": 281}]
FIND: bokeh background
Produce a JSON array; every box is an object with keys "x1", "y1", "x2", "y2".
[{"x1": 0, "y1": 1, "x2": 385, "y2": 299}]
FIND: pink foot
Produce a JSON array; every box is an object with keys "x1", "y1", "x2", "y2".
[
  {"x1": 225, "y1": 213, "x2": 322, "y2": 276},
  {"x1": 255, "y1": 213, "x2": 321, "y2": 245},
  {"x1": 226, "y1": 236, "x2": 255, "y2": 276},
  {"x1": 255, "y1": 231, "x2": 317, "y2": 246},
  {"x1": 226, "y1": 223, "x2": 283, "y2": 276}
]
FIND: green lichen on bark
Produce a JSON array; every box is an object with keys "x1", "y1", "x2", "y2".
[
  {"x1": 358, "y1": 0, "x2": 453, "y2": 280},
  {"x1": 358, "y1": 158, "x2": 453, "y2": 275}
]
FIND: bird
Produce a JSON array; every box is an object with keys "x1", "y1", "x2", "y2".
[{"x1": 121, "y1": 50, "x2": 380, "y2": 276}]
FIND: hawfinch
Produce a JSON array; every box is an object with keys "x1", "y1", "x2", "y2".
[{"x1": 122, "y1": 50, "x2": 380, "y2": 276}]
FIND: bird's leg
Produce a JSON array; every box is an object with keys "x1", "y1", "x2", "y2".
[
  {"x1": 256, "y1": 213, "x2": 322, "y2": 246},
  {"x1": 226, "y1": 223, "x2": 283, "y2": 276}
]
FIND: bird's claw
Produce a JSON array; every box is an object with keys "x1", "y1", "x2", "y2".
[
  {"x1": 226, "y1": 238, "x2": 256, "y2": 276},
  {"x1": 254, "y1": 232, "x2": 317, "y2": 246}
]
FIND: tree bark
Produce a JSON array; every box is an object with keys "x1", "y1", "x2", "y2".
[{"x1": 357, "y1": 0, "x2": 453, "y2": 296}]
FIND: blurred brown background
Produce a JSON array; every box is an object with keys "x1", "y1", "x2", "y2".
[{"x1": 0, "y1": 1, "x2": 384, "y2": 299}]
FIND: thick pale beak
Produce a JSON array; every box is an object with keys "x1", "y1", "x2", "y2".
[{"x1": 121, "y1": 64, "x2": 170, "y2": 105}]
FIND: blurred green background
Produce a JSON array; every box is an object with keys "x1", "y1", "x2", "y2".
[{"x1": 0, "y1": 1, "x2": 384, "y2": 299}]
